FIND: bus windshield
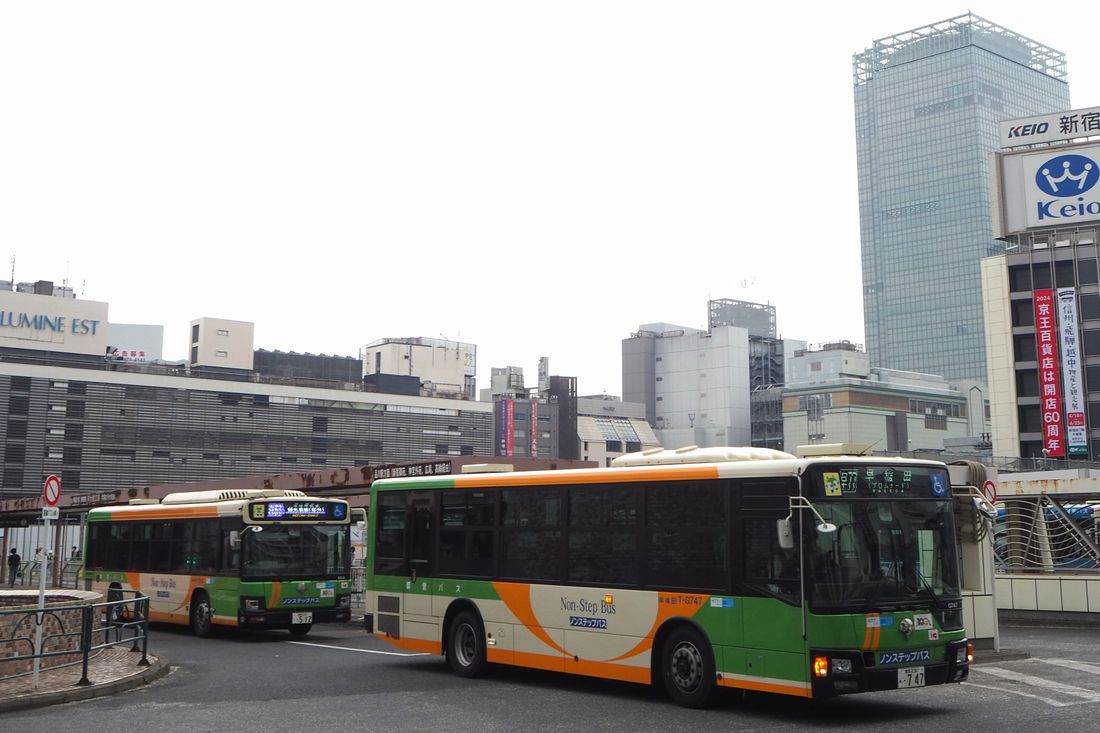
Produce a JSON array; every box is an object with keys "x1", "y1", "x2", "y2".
[
  {"x1": 807, "y1": 499, "x2": 960, "y2": 612},
  {"x1": 241, "y1": 524, "x2": 350, "y2": 581}
]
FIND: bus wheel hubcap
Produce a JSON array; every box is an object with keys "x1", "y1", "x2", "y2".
[
  {"x1": 671, "y1": 642, "x2": 702, "y2": 691},
  {"x1": 457, "y1": 624, "x2": 476, "y2": 666}
]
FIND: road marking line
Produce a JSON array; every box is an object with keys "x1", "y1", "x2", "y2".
[
  {"x1": 1034, "y1": 658, "x2": 1100, "y2": 676},
  {"x1": 287, "y1": 641, "x2": 428, "y2": 657},
  {"x1": 963, "y1": 681, "x2": 1083, "y2": 707},
  {"x1": 975, "y1": 665, "x2": 1100, "y2": 701}
]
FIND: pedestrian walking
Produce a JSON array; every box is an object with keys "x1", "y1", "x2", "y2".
[{"x1": 6, "y1": 548, "x2": 19, "y2": 587}]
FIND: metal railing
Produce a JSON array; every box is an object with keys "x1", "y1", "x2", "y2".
[
  {"x1": 0, "y1": 590, "x2": 150, "y2": 687},
  {"x1": 994, "y1": 496, "x2": 1100, "y2": 574},
  {"x1": 350, "y1": 565, "x2": 365, "y2": 613},
  {"x1": 4, "y1": 561, "x2": 84, "y2": 590}
]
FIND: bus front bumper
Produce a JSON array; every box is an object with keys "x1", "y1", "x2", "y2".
[
  {"x1": 810, "y1": 641, "x2": 970, "y2": 697},
  {"x1": 237, "y1": 608, "x2": 351, "y2": 627}
]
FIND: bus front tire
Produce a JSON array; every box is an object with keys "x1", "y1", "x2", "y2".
[
  {"x1": 661, "y1": 625, "x2": 717, "y2": 708},
  {"x1": 190, "y1": 591, "x2": 214, "y2": 638},
  {"x1": 446, "y1": 610, "x2": 487, "y2": 678},
  {"x1": 289, "y1": 623, "x2": 312, "y2": 636}
]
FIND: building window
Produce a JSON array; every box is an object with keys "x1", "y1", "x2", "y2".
[
  {"x1": 1010, "y1": 299, "x2": 1035, "y2": 327},
  {"x1": 1081, "y1": 294, "x2": 1100, "y2": 321},
  {"x1": 1079, "y1": 259, "x2": 1099, "y2": 286},
  {"x1": 924, "y1": 414, "x2": 947, "y2": 430},
  {"x1": 1084, "y1": 330, "x2": 1100, "y2": 357}
]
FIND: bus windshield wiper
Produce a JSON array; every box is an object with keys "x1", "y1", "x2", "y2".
[{"x1": 914, "y1": 571, "x2": 940, "y2": 611}]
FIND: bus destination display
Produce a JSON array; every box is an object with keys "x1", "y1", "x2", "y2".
[
  {"x1": 249, "y1": 500, "x2": 347, "y2": 522},
  {"x1": 816, "y1": 466, "x2": 950, "y2": 499}
]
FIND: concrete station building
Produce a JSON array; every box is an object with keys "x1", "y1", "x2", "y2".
[{"x1": 0, "y1": 283, "x2": 588, "y2": 511}]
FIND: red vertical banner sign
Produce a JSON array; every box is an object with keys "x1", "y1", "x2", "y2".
[{"x1": 1034, "y1": 289, "x2": 1065, "y2": 457}]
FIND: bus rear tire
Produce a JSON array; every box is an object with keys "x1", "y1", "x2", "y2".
[
  {"x1": 661, "y1": 625, "x2": 717, "y2": 708},
  {"x1": 447, "y1": 610, "x2": 487, "y2": 678},
  {"x1": 190, "y1": 591, "x2": 214, "y2": 638},
  {"x1": 289, "y1": 623, "x2": 312, "y2": 636}
]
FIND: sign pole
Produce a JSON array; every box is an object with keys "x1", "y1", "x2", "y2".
[
  {"x1": 32, "y1": 515, "x2": 48, "y2": 689},
  {"x1": 34, "y1": 475, "x2": 62, "y2": 689}
]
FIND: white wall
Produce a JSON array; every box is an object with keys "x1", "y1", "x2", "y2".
[
  {"x1": 981, "y1": 255, "x2": 1019, "y2": 458},
  {"x1": 190, "y1": 317, "x2": 254, "y2": 370},
  {"x1": 652, "y1": 325, "x2": 750, "y2": 447}
]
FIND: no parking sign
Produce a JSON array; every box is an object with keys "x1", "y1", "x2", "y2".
[
  {"x1": 981, "y1": 479, "x2": 997, "y2": 505},
  {"x1": 43, "y1": 474, "x2": 61, "y2": 506}
]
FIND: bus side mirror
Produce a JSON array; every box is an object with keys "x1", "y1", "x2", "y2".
[
  {"x1": 973, "y1": 496, "x2": 998, "y2": 522},
  {"x1": 352, "y1": 508, "x2": 367, "y2": 524},
  {"x1": 777, "y1": 518, "x2": 795, "y2": 550}
]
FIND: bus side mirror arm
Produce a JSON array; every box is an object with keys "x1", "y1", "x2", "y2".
[{"x1": 781, "y1": 496, "x2": 838, "y2": 545}]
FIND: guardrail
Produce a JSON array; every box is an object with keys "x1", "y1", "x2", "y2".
[
  {"x1": 0, "y1": 590, "x2": 149, "y2": 686},
  {"x1": 351, "y1": 565, "x2": 365, "y2": 613}
]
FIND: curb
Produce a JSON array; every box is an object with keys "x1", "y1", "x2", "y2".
[{"x1": 0, "y1": 656, "x2": 170, "y2": 714}]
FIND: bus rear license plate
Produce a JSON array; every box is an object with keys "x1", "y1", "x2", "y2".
[
  {"x1": 898, "y1": 667, "x2": 926, "y2": 688},
  {"x1": 292, "y1": 612, "x2": 313, "y2": 624}
]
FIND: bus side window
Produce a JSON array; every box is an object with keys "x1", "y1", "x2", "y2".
[{"x1": 375, "y1": 492, "x2": 408, "y2": 576}]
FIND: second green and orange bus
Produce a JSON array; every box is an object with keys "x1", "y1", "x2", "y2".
[{"x1": 364, "y1": 445, "x2": 973, "y2": 706}]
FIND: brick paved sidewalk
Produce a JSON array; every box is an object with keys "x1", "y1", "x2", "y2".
[{"x1": 0, "y1": 647, "x2": 167, "y2": 713}]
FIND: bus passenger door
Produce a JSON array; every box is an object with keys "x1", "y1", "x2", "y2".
[{"x1": 403, "y1": 491, "x2": 434, "y2": 617}]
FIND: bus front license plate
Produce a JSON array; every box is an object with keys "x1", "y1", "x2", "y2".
[
  {"x1": 292, "y1": 612, "x2": 313, "y2": 624},
  {"x1": 898, "y1": 667, "x2": 925, "y2": 688}
]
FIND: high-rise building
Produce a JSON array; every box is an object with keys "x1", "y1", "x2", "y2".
[{"x1": 854, "y1": 13, "x2": 1069, "y2": 382}]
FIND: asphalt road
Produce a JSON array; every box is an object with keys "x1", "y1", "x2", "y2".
[{"x1": 3, "y1": 620, "x2": 1100, "y2": 732}]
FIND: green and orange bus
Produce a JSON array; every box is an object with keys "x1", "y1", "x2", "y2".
[
  {"x1": 83, "y1": 489, "x2": 355, "y2": 637},
  {"x1": 364, "y1": 446, "x2": 974, "y2": 706}
]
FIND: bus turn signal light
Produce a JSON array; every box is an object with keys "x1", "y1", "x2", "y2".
[{"x1": 813, "y1": 656, "x2": 829, "y2": 677}]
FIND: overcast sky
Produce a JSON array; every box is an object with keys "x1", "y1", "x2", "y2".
[{"x1": 3, "y1": 3, "x2": 1098, "y2": 397}]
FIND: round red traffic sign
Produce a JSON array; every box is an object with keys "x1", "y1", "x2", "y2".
[
  {"x1": 981, "y1": 479, "x2": 997, "y2": 505},
  {"x1": 43, "y1": 474, "x2": 61, "y2": 506}
]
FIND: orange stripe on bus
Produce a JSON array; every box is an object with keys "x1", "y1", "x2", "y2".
[
  {"x1": 493, "y1": 582, "x2": 571, "y2": 658},
  {"x1": 862, "y1": 614, "x2": 876, "y2": 650},
  {"x1": 489, "y1": 649, "x2": 649, "y2": 683},
  {"x1": 269, "y1": 582, "x2": 282, "y2": 609},
  {"x1": 100, "y1": 507, "x2": 221, "y2": 521},
  {"x1": 452, "y1": 465, "x2": 720, "y2": 489},
  {"x1": 718, "y1": 676, "x2": 813, "y2": 698},
  {"x1": 606, "y1": 593, "x2": 710, "y2": 663},
  {"x1": 509, "y1": 650, "x2": 565, "y2": 673},
  {"x1": 148, "y1": 610, "x2": 189, "y2": 624},
  {"x1": 376, "y1": 633, "x2": 441, "y2": 655},
  {"x1": 566, "y1": 656, "x2": 651, "y2": 684}
]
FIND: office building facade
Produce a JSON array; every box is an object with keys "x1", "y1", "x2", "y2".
[{"x1": 854, "y1": 14, "x2": 1069, "y2": 382}]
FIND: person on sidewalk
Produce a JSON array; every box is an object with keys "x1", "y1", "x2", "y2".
[{"x1": 6, "y1": 548, "x2": 19, "y2": 587}]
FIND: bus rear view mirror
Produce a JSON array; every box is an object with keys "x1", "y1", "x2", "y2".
[
  {"x1": 777, "y1": 518, "x2": 795, "y2": 550},
  {"x1": 972, "y1": 496, "x2": 998, "y2": 522}
]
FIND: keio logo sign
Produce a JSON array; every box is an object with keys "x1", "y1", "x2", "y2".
[{"x1": 1033, "y1": 153, "x2": 1100, "y2": 224}]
